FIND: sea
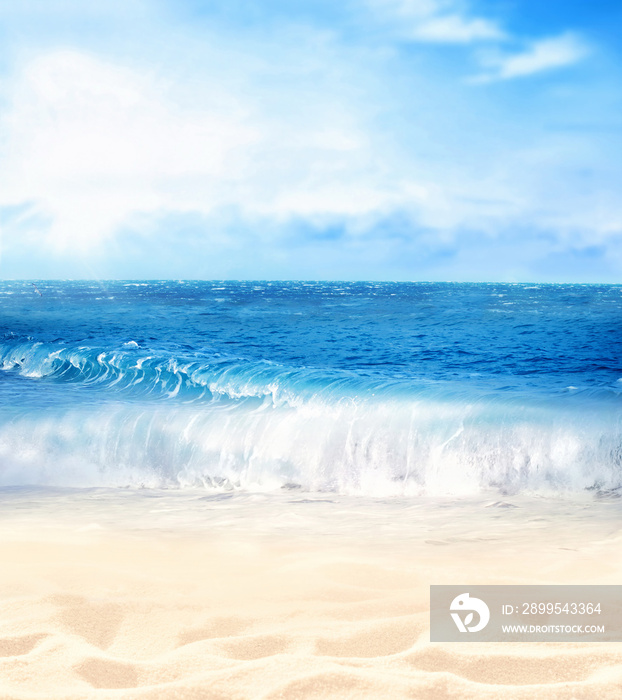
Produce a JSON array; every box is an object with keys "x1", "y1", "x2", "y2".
[{"x1": 1, "y1": 280, "x2": 621, "y2": 499}]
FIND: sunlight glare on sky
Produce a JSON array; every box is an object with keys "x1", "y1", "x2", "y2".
[{"x1": 0, "y1": 0, "x2": 620, "y2": 280}]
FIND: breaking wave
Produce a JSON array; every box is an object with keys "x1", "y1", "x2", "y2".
[{"x1": 1, "y1": 338, "x2": 621, "y2": 496}]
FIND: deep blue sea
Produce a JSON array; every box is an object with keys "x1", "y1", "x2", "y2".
[{"x1": 1, "y1": 281, "x2": 621, "y2": 496}]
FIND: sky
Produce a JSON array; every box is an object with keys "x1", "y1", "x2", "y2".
[{"x1": 0, "y1": 0, "x2": 620, "y2": 281}]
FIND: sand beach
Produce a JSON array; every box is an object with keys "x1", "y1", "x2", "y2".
[{"x1": 1, "y1": 489, "x2": 621, "y2": 699}]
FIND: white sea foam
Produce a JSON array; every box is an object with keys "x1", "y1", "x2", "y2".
[{"x1": 0, "y1": 395, "x2": 618, "y2": 496}]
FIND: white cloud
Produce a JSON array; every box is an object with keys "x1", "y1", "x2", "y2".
[
  {"x1": 0, "y1": 9, "x2": 616, "y2": 270},
  {"x1": 0, "y1": 49, "x2": 421, "y2": 251},
  {"x1": 0, "y1": 51, "x2": 260, "y2": 249},
  {"x1": 472, "y1": 32, "x2": 589, "y2": 82},
  {"x1": 409, "y1": 14, "x2": 503, "y2": 43},
  {"x1": 367, "y1": 0, "x2": 504, "y2": 43},
  {"x1": 368, "y1": 2, "x2": 589, "y2": 83}
]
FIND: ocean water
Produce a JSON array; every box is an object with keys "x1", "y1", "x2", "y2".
[{"x1": 1, "y1": 280, "x2": 621, "y2": 497}]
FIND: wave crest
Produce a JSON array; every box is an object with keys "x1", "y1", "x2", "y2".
[{"x1": 1, "y1": 337, "x2": 621, "y2": 496}]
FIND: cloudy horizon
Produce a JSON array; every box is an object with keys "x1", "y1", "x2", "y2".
[{"x1": 0, "y1": 0, "x2": 620, "y2": 281}]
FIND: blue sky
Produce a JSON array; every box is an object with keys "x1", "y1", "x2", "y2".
[{"x1": 0, "y1": 0, "x2": 620, "y2": 281}]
